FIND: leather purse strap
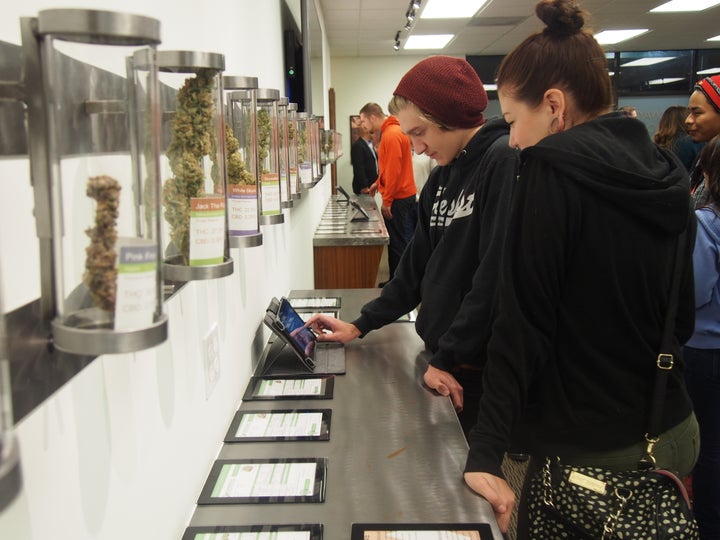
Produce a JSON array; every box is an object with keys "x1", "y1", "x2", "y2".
[{"x1": 640, "y1": 230, "x2": 687, "y2": 469}]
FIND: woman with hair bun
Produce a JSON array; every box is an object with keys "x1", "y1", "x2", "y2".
[{"x1": 462, "y1": 0, "x2": 698, "y2": 535}]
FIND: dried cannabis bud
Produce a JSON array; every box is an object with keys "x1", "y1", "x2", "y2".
[
  {"x1": 163, "y1": 68, "x2": 217, "y2": 264},
  {"x1": 84, "y1": 175, "x2": 121, "y2": 312},
  {"x1": 224, "y1": 124, "x2": 255, "y2": 185},
  {"x1": 257, "y1": 107, "x2": 272, "y2": 175},
  {"x1": 298, "y1": 125, "x2": 307, "y2": 163}
]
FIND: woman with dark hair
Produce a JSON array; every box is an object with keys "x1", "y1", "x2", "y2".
[
  {"x1": 462, "y1": 0, "x2": 698, "y2": 535},
  {"x1": 654, "y1": 105, "x2": 702, "y2": 171},
  {"x1": 687, "y1": 74, "x2": 720, "y2": 208},
  {"x1": 684, "y1": 135, "x2": 720, "y2": 538}
]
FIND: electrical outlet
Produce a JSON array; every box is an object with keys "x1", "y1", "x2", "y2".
[{"x1": 203, "y1": 323, "x2": 220, "y2": 400}]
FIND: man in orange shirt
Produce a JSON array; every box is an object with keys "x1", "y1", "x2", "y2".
[{"x1": 359, "y1": 102, "x2": 417, "y2": 284}]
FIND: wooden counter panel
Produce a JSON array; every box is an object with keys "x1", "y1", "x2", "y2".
[{"x1": 313, "y1": 245, "x2": 384, "y2": 288}]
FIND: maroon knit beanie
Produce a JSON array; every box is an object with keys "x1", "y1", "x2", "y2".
[
  {"x1": 393, "y1": 55, "x2": 488, "y2": 129},
  {"x1": 696, "y1": 75, "x2": 720, "y2": 114}
]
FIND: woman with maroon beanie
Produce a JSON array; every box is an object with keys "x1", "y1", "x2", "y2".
[
  {"x1": 463, "y1": 0, "x2": 698, "y2": 536},
  {"x1": 308, "y1": 55, "x2": 519, "y2": 435},
  {"x1": 687, "y1": 74, "x2": 720, "y2": 208}
]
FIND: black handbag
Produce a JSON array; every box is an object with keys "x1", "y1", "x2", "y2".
[{"x1": 528, "y1": 232, "x2": 699, "y2": 539}]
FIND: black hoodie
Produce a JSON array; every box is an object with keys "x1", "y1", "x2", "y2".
[
  {"x1": 352, "y1": 117, "x2": 519, "y2": 371},
  {"x1": 465, "y1": 112, "x2": 696, "y2": 478}
]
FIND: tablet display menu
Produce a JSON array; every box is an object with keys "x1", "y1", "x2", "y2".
[
  {"x1": 182, "y1": 524, "x2": 323, "y2": 540},
  {"x1": 350, "y1": 523, "x2": 494, "y2": 540},
  {"x1": 242, "y1": 376, "x2": 335, "y2": 401},
  {"x1": 225, "y1": 409, "x2": 331, "y2": 442},
  {"x1": 198, "y1": 458, "x2": 328, "y2": 505}
]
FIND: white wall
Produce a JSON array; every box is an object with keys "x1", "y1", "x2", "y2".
[{"x1": 0, "y1": 1, "x2": 331, "y2": 538}]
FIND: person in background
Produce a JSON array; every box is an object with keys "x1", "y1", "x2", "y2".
[
  {"x1": 307, "y1": 56, "x2": 519, "y2": 436},
  {"x1": 684, "y1": 134, "x2": 720, "y2": 539},
  {"x1": 654, "y1": 105, "x2": 703, "y2": 171},
  {"x1": 687, "y1": 74, "x2": 720, "y2": 208},
  {"x1": 617, "y1": 105, "x2": 638, "y2": 118},
  {"x1": 351, "y1": 121, "x2": 377, "y2": 195},
  {"x1": 462, "y1": 0, "x2": 698, "y2": 535},
  {"x1": 359, "y1": 102, "x2": 416, "y2": 284}
]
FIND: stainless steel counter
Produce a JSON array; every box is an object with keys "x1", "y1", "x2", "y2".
[
  {"x1": 313, "y1": 195, "x2": 389, "y2": 247},
  {"x1": 187, "y1": 288, "x2": 502, "y2": 539}
]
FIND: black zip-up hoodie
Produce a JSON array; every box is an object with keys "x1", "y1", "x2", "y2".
[
  {"x1": 465, "y1": 112, "x2": 696, "y2": 478},
  {"x1": 352, "y1": 117, "x2": 519, "y2": 371}
]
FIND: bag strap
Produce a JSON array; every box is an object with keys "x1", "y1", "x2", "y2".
[{"x1": 639, "y1": 230, "x2": 687, "y2": 469}]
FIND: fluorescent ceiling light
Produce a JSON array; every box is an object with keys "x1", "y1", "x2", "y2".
[
  {"x1": 483, "y1": 84, "x2": 497, "y2": 91},
  {"x1": 620, "y1": 56, "x2": 676, "y2": 67},
  {"x1": 651, "y1": 0, "x2": 720, "y2": 12},
  {"x1": 647, "y1": 77, "x2": 685, "y2": 85},
  {"x1": 404, "y1": 34, "x2": 454, "y2": 49},
  {"x1": 421, "y1": 0, "x2": 489, "y2": 19},
  {"x1": 708, "y1": 35, "x2": 720, "y2": 41},
  {"x1": 595, "y1": 29, "x2": 649, "y2": 44},
  {"x1": 698, "y1": 67, "x2": 720, "y2": 75}
]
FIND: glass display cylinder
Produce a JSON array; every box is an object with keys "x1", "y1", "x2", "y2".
[
  {"x1": 277, "y1": 97, "x2": 293, "y2": 209},
  {"x1": 157, "y1": 51, "x2": 234, "y2": 281},
  {"x1": 310, "y1": 116, "x2": 323, "y2": 181},
  {"x1": 33, "y1": 9, "x2": 167, "y2": 354},
  {"x1": 224, "y1": 76, "x2": 262, "y2": 248},
  {"x1": 320, "y1": 129, "x2": 335, "y2": 164},
  {"x1": 256, "y1": 88, "x2": 284, "y2": 225},
  {"x1": 0, "y1": 280, "x2": 21, "y2": 513},
  {"x1": 333, "y1": 130, "x2": 344, "y2": 160},
  {"x1": 287, "y1": 103, "x2": 301, "y2": 200},
  {"x1": 297, "y1": 112, "x2": 314, "y2": 188}
]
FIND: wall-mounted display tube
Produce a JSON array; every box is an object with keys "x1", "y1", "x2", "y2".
[
  {"x1": 297, "y1": 112, "x2": 315, "y2": 189},
  {"x1": 156, "y1": 50, "x2": 234, "y2": 282},
  {"x1": 0, "y1": 274, "x2": 21, "y2": 513},
  {"x1": 23, "y1": 9, "x2": 168, "y2": 355},
  {"x1": 224, "y1": 76, "x2": 262, "y2": 248},
  {"x1": 287, "y1": 103, "x2": 302, "y2": 200},
  {"x1": 256, "y1": 88, "x2": 284, "y2": 225},
  {"x1": 277, "y1": 97, "x2": 293, "y2": 209}
]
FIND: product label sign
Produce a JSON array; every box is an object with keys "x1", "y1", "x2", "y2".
[
  {"x1": 189, "y1": 196, "x2": 226, "y2": 266},
  {"x1": 227, "y1": 184, "x2": 260, "y2": 236},
  {"x1": 114, "y1": 239, "x2": 157, "y2": 330},
  {"x1": 260, "y1": 172, "x2": 281, "y2": 215},
  {"x1": 299, "y1": 163, "x2": 312, "y2": 184}
]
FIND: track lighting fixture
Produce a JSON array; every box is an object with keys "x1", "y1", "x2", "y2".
[{"x1": 392, "y1": 0, "x2": 423, "y2": 50}]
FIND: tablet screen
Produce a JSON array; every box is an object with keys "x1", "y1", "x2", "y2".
[{"x1": 278, "y1": 297, "x2": 317, "y2": 359}]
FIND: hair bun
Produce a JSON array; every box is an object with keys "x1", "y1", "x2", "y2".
[{"x1": 536, "y1": 0, "x2": 585, "y2": 36}]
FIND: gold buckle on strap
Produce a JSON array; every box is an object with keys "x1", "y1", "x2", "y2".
[{"x1": 657, "y1": 353, "x2": 674, "y2": 370}]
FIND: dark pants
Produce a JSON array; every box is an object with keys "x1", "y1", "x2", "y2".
[
  {"x1": 684, "y1": 346, "x2": 720, "y2": 539},
  {"x1": 384, "y1": 195, "x2": 416, "y2": 280}
]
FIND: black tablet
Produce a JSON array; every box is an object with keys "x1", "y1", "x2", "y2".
[
  {"x1": 225, "y1": 408, "x2": 332, "y2": 442},
  {"x1": 182, "y1": 523, "x2": 323, "y2": 539},
  {"x1": 198, "y1": 458, "x2": 328, "y2": 505},
  {"x1": 350, "y1": 523, "x2": 495, "y2": 540},
  {"x1": 242, "y1": 375, "x2": 335, "y2": 401}
]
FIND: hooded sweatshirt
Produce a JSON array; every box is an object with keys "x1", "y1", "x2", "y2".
[
  {"x1": 465, "y1": 112, "x2": 696, "y2": 479},
  {"x1": 375, "y1": 116, "x2": 416, "y2": 207},
  {"x1": 352, "y1": 117, "x2": 519, "y2": 370}
]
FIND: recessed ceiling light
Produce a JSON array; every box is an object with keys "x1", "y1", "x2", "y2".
[
  {"x1": 595, "y1": 29, "x2": 649, "y2": 45},
  {"x1": 698, "y1": 67, "x2": 720, "y2": 75},
  {"x1": 620, "y1": 56, "x2": 676, "y2": 67},
  {"x1": 708, "y1": 35, "x2": 720, "y2": 41},
  {"x1": 421, "y1": 0, "x2": 490, "y2": 19},
  {"x1": 483, "y1": 83, "x2": 497, "y2": 91},
  {"x1": 647, "y1": 77, "x2": 685, "y2": 85},
  {"x1": 404, "y1": 34, "x2": 454, "y2": 49},
  {"x1": 650, "y1": 0, "x2": 720, "y2": 12}
]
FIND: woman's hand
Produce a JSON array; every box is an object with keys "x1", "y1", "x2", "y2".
[{"x1": 463, "y1": 472, "x2": 516, "y2": 533}]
